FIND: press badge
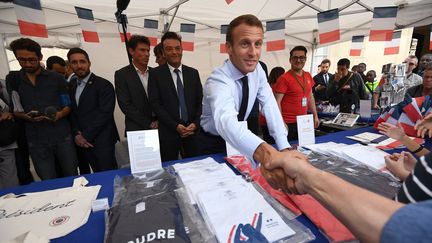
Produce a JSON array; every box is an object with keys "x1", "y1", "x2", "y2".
[{"x1": 302, "y1": 97, "x2": 307, "y2": 107}]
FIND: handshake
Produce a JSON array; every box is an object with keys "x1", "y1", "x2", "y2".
[{"x1": 255, "y1": 143, "x2": 316, "y2": 195}]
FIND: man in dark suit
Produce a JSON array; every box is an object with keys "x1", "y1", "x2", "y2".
[
  {"x1": 312, "y1": 59, "x2": 333, "y2": 102},
  {"x1": 148, "y1": 32, "x2": 203, "y2": 162},
  {"x1": 115, "y1": 35, "x2": 157, "y2": 135},
  {"x1": 67, "y1": 48, "x2": 119, "y2": 172}
]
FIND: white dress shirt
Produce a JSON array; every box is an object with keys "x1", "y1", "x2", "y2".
[
  {"x1": 133, "y1": 63, "x2": 149, "y2": 96},
  {"x1": 201, "y1": 59, "x2": 290, "y2": 158},
  {"x1": 75, "y1": 72, "x2": 91, "y2": 105},
  {"x1": 167, "y1": 63, "x2": 184, "y2": 89}
]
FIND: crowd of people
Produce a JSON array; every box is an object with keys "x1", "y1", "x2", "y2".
[{"x1": 1, "y1": 13, "x2": 432, "y2": 242}]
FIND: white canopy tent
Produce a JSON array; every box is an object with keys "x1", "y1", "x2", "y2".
[
  {"x1": 1, "y1": 0, "x2": 431, "y2": 79},
  {"x1": 0, "y1": 0, "x2": 431, "y2": 135}
]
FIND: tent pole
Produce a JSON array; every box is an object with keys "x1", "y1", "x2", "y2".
[{"x1": 297, "y1": 0, "x2": 323, "y2": 12}]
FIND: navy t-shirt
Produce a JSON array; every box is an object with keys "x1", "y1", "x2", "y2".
[{"x1": 106, "y1": 191, "x2": 191, "y2": 243}]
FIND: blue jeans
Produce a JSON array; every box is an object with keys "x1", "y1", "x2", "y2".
[{"x1": 28, "y1": 135, "x2": 78, "y2": 180}]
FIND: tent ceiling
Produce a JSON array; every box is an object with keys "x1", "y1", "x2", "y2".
[{"x1": 0, "y1": 0, "x2": 431, "y2": 48}]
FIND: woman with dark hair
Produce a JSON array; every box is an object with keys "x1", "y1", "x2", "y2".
[{"x1": 259, "y1": 66, "x2": 285, "y2": 144}]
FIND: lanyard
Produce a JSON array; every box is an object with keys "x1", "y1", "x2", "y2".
[{"x1": 290, "y1": 69, "x2": 306, "y2": 95}]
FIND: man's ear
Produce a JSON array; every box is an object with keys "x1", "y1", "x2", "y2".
[
  {"x1": 225, "y1": 42, "x2": 232, "y2": 55},
  {"x1": 127, "y1": 47, "x2": 134, "y2": 56}
]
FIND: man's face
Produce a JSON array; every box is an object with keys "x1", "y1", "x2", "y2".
[
  {"x1": 357, "y1": 64, "x2": 366, "y2": 73},
  {"x1": 320, "y1": 63, "x2": 329, "y2": 74},
  {"x1": 420, "y1": 55, "x2": 432, "y2": 69},
  {"x1": 366, "y1": 71, "x2": 376, "y2": 82},
  {"x1": 16, "y1": 49, "x2": 42, "y2": 74},
  {"x1": 337, "y1": 65, "x2": 349, "y2": 77},
  {"x1": 50, "y1": 63, "x2": 66, "y2": 76},
  {"x1": 163, "y1": 38, "x2": 183, "y2": 68},
  {"x1": 423, "y1": 70, "x2": 432, "y2": 89},
  {"x1": 226, "y1": 23, "x2": 263, "y2": 75},
  {"x1": 404, "y1": 57, "x2": 417, "y2": 74},
  {"x1": 129, "y1": 42, "x2": 150, "y2": 69},
  {"x1": 69, "y1": 53, "x2": 91, "y2": 79},
  {"x1": 155, "y1": 52, "x2": 166, "y2": 66},
  {"x1": 289, "y1": 50, "x2": 307, "y2": 72}
]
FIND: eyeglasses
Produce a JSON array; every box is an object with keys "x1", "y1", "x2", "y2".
[
  {"x1": 291, "y1": 56, "x2": 306, "y2": 62},
  {"x1": 17, "y1": 57, "x2": 39, "y2": 64}
]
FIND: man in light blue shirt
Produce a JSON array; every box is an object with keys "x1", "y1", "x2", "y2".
[{"x1": 200, "y1": 14, "x2": 291, "y2": 163}]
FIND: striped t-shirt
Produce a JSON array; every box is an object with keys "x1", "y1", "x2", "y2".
[{"x1": 396, "y1": 153, "x2": 432, "y2": 203}]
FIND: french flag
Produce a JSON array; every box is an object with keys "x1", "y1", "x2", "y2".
[
  {"x1": 144, "y1": 19, "x2": 158, "y2": 46},
  {"x1": 180, "y1": 23, "x2": 195, "y2": 52},
  {"x1": 13, "y1": 0, "x2": 48, "y2": 38},
  {"x1": 265, "y1": 20, "x2": 285, "y2": 52},
  {"x1": 317, "y1": 9, "x2": 340, "y2": 44},
  {"x1": 350, "y1": 35, "x2": 364, "y2": 56},
  {"x1": 384, "y1": 31, "x2": 401, "y2": 55},
  {"x1": 119, "y1": 32, "x2": 131, "y2": 43},
  {"x1": 369, "y1": 7, "x2": 398, "y2": 41},
  {"x1": 401, "y1": 96, "x2": 424, "y2": 123},
  {"x1": 75, "y1": 7, "x2": 99, "y2": 43},
  {"x1": 430, "y1": 25, "x2": 432, "y2": 50},
  {"x1": 220, "y1": 25, "x2": 228, "y2": 53}
]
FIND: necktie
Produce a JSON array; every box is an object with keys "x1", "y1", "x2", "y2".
[
  {"x1": 324, "y1": 74, "x2": 328, "y2": 85},
  {"x1": 174, "y1": 69, "x2": 188, "y2": 123},
  {"x1": 238, "y1": 76, "x2": 249, "y2": 121}
]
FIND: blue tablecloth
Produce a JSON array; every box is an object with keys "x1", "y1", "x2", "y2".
[{"x1": 0, "y1": 126, "x2": 381, "y2": 243}]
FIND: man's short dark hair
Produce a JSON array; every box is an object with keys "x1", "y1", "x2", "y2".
[
  {"x1": 67, "y1": 48, "x2": 90, "y2": 62},
  {"x1": 10, "y1": 38, "x2": 42, "y2": 58},
  {"x1": 128, "y1": 35, "x2": 151, "y2": 50},
  {"x1": 290, "y1": 46, "x2": 307, "y2": 57},
  {"x1": 321, "y1": 59, "x2": 331, "y2": 66},
  {"x1": 358, "y1": 62, "x2": 366, "y2": 67},
  {"x1": 161, "y1": 31, "x2": 182, "y2": 46},
  {"x1": 226, "y1": 14, "x2": 263, "y2": 44},
  {"x1": 337, "y1": 58, "x2": 351, "y2": 68},
  {"x1": 154, "y1": 42, "x2": 163, "y2": 56},
  {"x1": 46, "y1": 56, "x2": 66, "y2": 70}
]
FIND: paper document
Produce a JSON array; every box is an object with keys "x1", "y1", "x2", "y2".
[
  {"x1": 296, "y1": 114, "x2": 315, "y2": 146},
  {"x1": 126, "y1": 130, "x2": 162, "y2": 174}
]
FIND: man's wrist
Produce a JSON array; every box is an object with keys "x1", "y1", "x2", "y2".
[{"x1": 253, "y1": 142, "x2": 277, "y2": 166}]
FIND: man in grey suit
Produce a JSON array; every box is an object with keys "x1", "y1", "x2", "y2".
[{"x1": 115, "y1": 35, "x2": 158, "y2": 135}]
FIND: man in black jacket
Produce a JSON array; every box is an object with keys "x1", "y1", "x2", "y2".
[
  {"x1": 68, "y1": 48, "x2": 119, "y2": 172},
  {"x1": 115, "y1": 35, "x2": 158, "y2": 136},
  {"x1": 312, "y1": 59, "x2": 333, "y2": 102},
  {"x1": 148, "y1": 32, "x2": 203, "y2": 162},
  {"x1": 327, "y1": 58, "x2": 367, "y2": 113}
]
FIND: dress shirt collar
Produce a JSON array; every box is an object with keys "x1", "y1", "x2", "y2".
[
  {"x1": 168, "y1": 63, "x2": 183, "y2": 74},
  {"x1": 77, "y1": 72, "x2": 92, "y2": 85},
  {"x1": 226, "y1": 59, "x2": 248, "y2": 82},
  {"x1": 132, "y1": 63, "x2": 148, "y2": 75}
]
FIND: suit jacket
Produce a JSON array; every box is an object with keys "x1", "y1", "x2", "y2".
[
  {"x1": 69, "y1": 73, "x2": 119, "y2": 146},
  {"x1": 148, "y1": 64, "x2": 203, "y2": 141},
  {"x1": 114, "y1": 64, "x2": 155, "y2": 134},
  {"x1": 312, "y1": 72, "x2": 333, "y2": 101}
]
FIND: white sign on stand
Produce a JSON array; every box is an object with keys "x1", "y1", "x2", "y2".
[
  {"x1": 359, "y1": 100, "x2": 371, "y2": 118},
  {"x1": 296, "y1": 114, "x2": 315, "y2": 146},
  {"x1": 226, "y1": 121, "x2": 248, "y2": 157},
  {"x1": 126, "y1": 130, "x2": 162, "y2": 174}
]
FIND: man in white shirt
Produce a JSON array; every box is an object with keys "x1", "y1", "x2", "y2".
[{"x1": 200, "y1": 14, "x2": 297, "y2": 172}]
